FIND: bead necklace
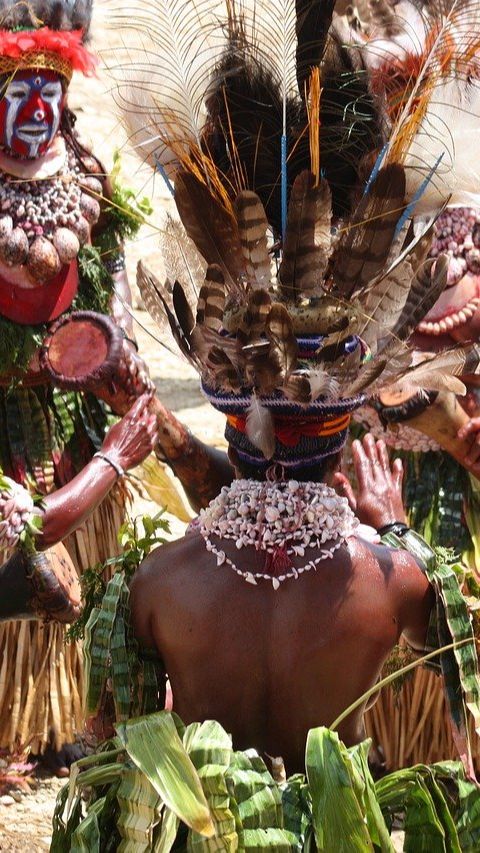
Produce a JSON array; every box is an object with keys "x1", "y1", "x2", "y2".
[
  {"x1": 0, "y1": 149, "x2": 101, "y2": 282},
  {"x1": 198, "y1": 478, "x2": 359, "y2": 589}
]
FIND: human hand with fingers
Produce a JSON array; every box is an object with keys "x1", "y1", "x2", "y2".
[
  {"x1": 457, "y1": 417, "x2": 480, "y2": 477},
  {"x1": 334, "y1": 433, "x2": 406, "y2": 530},
  {"x1": 100, "y1": 391, "x2": 158, "y2": 472}
]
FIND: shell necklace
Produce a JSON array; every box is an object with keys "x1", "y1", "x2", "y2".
[
  {"x1": 198, "y1": 478, "x2": 360, "y2": 589},
  {"x1": 0, "y1": 149, "x2": 102, "y2": 282}
]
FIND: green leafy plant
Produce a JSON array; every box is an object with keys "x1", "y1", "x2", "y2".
[
  {"x1": 51, "y1": 711, "x2": 480, "y2": 852},
  {"x1": 68, "y1": 511, "x2": 170, "y2": 643}
]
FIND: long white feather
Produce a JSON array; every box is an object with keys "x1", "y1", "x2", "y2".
[
  {"x1": 102, "y1": 0, "x2": 226, "y2": 174},
  {"x1": 341, "y1": 0, "x2": 480, "y2": 212},
  {"x1": 246, "y1": 397, "x2": 276, "y2": 459}
]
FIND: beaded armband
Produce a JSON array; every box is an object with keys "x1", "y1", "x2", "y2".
[{"x1": 103, "y1": 250, "x2": 126, "y2": 276}]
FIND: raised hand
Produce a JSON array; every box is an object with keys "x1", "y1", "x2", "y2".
[
  {"x1": 100, "y1": 391, "x2": 158, "y2": 472},
  {"x1": 334, "y1": 433, "x2": 406, "y2": 530}
]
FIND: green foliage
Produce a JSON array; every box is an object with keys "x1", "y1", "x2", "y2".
[
  {"x1": 75, "y1": 245, "x2": 115, "y2": 314},
  {"x1": 94, "y1": 150, "x2": 153, "y2": 261},
  {"x1": 51, "y1": 712, "x2": 480, "y2": 853},
  {"x1": 68, "y1": 511, "x2": 170, "y2": 642},
  {"x1": 0, "y1": 317, "x2": 44, "y2": 379},
  {"x1": 72, "y1": 513, "x2": 170, "y2": 723}
]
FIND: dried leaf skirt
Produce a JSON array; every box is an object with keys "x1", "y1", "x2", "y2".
[
  {"x1": 0, "y1": 384, "x2": 128, "y2": 753},
  {"x1": 365, "y1": 449, "x2": 480, "y2": 768}
]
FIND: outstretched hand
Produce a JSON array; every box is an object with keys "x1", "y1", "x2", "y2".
[
  {"x1": 100, "y1": 392, "x2": 158, "y2": 472},
  {"x1": 334, "y1": 433, "x2": 406, "y2": 530}
]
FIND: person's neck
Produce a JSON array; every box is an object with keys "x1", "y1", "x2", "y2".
[{"x1": 0, "y1": 135, "x2": 67, "y2": 179}]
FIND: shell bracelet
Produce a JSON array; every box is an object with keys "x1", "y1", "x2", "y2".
[{"x1": 199, "y1": 478, "x2": 359, "y2": 589}]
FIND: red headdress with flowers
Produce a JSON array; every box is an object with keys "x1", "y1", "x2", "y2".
[{"x1": 0, "y1": 27, "x2": 97, "y2": 82}]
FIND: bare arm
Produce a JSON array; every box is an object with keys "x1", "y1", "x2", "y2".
[
  {"x1": 39, "y1": 394, "x2": 157, "y2": 548},
  {"x1": 336, "y1": 434, "x2": 433, "y2": 650}
]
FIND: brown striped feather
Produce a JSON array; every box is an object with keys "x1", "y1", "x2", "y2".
[
  {"x1": 196, "y1": 265, "x2": 225, "y2": 331},
  {"x1": 237, "y1": 289, "x2": 272, "y2": 347},
  {"x1": 174, "y1": 171, "x2": 245, "y2": 292},
  {"x1": 234, "y1": 191, "x2": 271, "y2": 289},
  {"x1": 332, "y1": 164, "x2": 406, "y2": 298},
  {"x1": 266, "y1": 303, "x2": 298, "y2": 378},
  {"x1": 279, "y1": 171, "x2": 332, "y2": 299},
  {"x1": 207, "y1": 345, "x2": 241, "y2": 392}
]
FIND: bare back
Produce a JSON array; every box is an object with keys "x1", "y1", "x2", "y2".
[{"x1": 131, "y1": 532, "x2": 432, "y2": 772}]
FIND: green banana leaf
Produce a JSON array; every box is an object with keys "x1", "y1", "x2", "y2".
[
  {"x1": 51, "y1": 712, "x2": 480, "y2": 852},
  {"x1": 116, "y1": 712, "x2": 215, "y2": 838},
  {"x1": 347, "y1": 740, "x2": 394, "y2": 852},
  {"x1": 184, "y1": 719, "x2": 238, "y2": 851},
  {"x1": 306, "y1": 726, "x2": 374, "y2": 852},
  {"x1": 117, "y1": 762, "x2": 162, "y2": 851},
  {"x1": 70, "y1": 810, "x2": 100, "y2": 853}
]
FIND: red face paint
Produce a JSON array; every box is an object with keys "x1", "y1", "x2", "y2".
[{"x1": 0, "y1": 69, "x2": 65, "y2": 159}]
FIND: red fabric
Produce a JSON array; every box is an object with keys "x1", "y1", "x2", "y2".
[
  {"x1": 0, "y1": 261, "x2": 78, "y2": 323},
  {"x1": 0, "y1": 28, "x2": 97, "y2": 75},
  {"x1": 228, "y1": 413, "x2": 351, "y2": 448}
]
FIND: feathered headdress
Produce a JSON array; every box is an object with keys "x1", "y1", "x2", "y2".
[
  {"x1": 0, "y1": 1, "x2": 96, "y2": 81},
  {"x1": 106, "y1": 0, "x2": 480, "y2": 470}
]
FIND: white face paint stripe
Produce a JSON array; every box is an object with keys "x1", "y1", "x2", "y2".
[
  {"x1": 4, "y1": 81, "x2": 29, "y2": 149},
  {"x1": 3, "y1": 76, "x2": 63, "y2": 157}
]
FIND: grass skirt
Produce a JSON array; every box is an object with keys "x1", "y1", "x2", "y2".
[
  {"x1": 0, "y1": 383, "x2": 128, "y2": 753},
  {"x1": 365, "y1": 449, "x2": 480, "y2": 768}
]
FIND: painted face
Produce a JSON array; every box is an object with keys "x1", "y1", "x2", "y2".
[{"x1": 0, "y1": 69, "x2": 65, "y2": 159}]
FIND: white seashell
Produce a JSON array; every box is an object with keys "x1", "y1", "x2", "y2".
[
  {"x1": 27, "y1": 237, "x2": 61, "y2": 282},
  {"x1": 288, "y1": 480, "x2": 299, "y2": 492},
  {"x1": 216, "y1": 550, "x2": 226, "y2": 566},
  {"x1": 244, "y1": 573, "x2": 257, "y2": 585},
  {"x1": 265, "y1": 506, "x2": 280, "y2": 522},
  {"x1": 0, "y1": 215, "x2": 12, "y2": 239},
  {"x1": 53, "y1": 227, "x2": 80, "y2": 264},
  {"x1": 272, "y1": 578, "x2": 280, "y2": 590}
]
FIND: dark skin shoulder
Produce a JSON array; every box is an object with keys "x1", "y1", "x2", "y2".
[{"x1": 130, "y1": 524, "x2": 432, "y2": 773}]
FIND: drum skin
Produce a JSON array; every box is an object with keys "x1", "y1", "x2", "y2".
[{"x1": 0, "y1": 542, "x2": 82, "y2": 624}]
